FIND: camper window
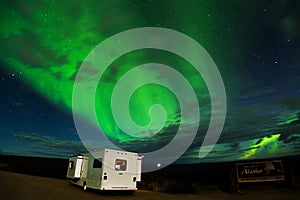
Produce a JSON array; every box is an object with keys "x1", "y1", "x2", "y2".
[
  {"x1": 93, "y1": 158, "x2": 102, "y2": 168},
  {"x1": 115, "y1": 159, "x2": 127, "y2": 171},
  {"x1": 68, "y1": 161, "x2": 74, "y2": 169}
]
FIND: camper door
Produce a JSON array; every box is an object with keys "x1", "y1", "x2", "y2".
[{"x1": 74, "y1": 156, "x2": 83, "y2": 178}]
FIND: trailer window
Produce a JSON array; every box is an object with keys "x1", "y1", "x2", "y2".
[
  {"x1": 68, "y1": 161, "x2": 74, "y2": 169},
  {"x1": 115, "y1": 159, "x2": 127, "y2": 171},
  {"x1": 93, "y1": 158, "x2": 102, "y2": 168}
]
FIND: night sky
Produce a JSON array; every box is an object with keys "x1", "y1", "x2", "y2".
[{"x1": 1, "y1": 0, "x2": 300, "y2": 164}]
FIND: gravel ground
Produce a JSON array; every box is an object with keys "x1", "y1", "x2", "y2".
[{"x1": 0, "y1": 170, "x2": 299, "y2": 200}]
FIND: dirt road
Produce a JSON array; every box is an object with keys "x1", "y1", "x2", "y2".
[{"x1": 0, "y1": 170, "x2": 299, "y2": 200}]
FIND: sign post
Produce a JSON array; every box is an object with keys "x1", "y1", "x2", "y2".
[{"x1": 236, "y1": 160, "x2": 285, "y2": 183}]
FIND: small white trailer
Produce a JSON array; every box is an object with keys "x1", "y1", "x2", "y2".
[{"x1": 66, "y1": 148, "x2": 142, "y2": 191}]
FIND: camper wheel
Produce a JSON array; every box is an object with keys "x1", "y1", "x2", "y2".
[{"x1": 83, "y1": 182, "x2": 87, "y2": 191}]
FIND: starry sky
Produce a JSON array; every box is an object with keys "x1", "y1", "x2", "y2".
[{"x1": 0, "y1": 0, "x2": 300, "y2": 164}]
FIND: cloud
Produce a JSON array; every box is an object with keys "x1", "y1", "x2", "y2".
[
  {"x1": 13, "y1": 131, "x2": 87, "y2": 158},
  {"x1": 181, "y1": 132, "x2": 300, "y2": 163},
  {"x1": 278, "y1": 96, "x2": 300, "y2": 110}
]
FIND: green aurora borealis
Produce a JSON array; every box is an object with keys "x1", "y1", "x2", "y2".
[{"x1": 1, "y1": 0, "x2": 300, "y2": 163}]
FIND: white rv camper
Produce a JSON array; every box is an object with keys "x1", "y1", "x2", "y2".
[{"x1": 66, "y1": 148, "x2": 142, "y2": 191}]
